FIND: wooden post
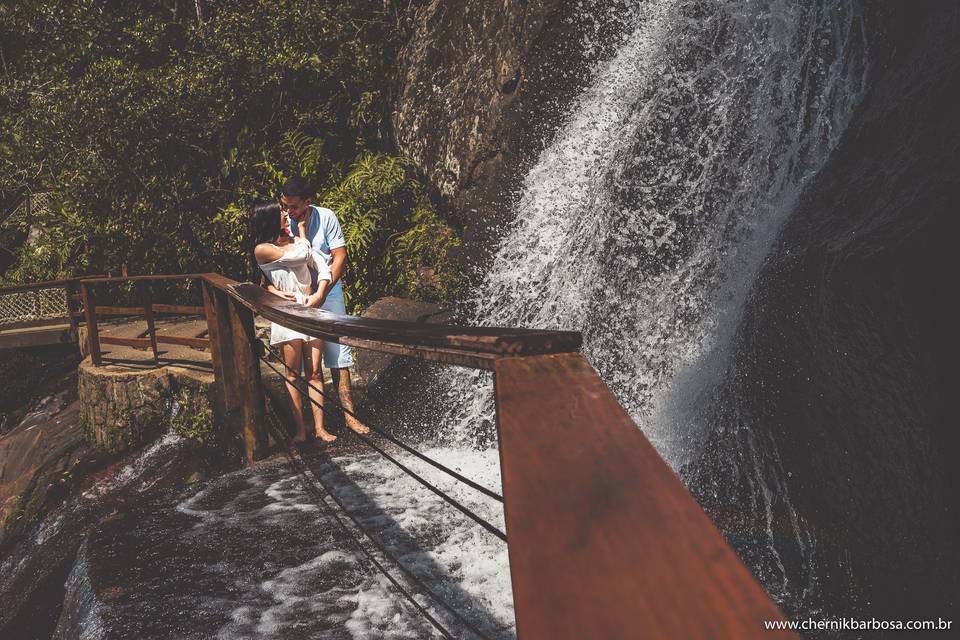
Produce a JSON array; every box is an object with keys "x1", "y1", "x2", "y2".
[
  {"x1": 79, "y1": 281, "x2": 101, "y2": 366},
  {"x1": 202, "y1": 279, "x2": 268, "y2": 463},
  {"x1": 138, "y1": 281, "x2": 160, "y2": 364},
  {"x1": 493, "y1": 353, "x2": 796, "y2": 640},
  {"x1": 64, "y1": 281, "x2": 80, "y2": 339}
]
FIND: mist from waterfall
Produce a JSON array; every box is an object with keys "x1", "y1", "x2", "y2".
[{"x1": 432, "y1": 0, "x2": 872, "y2": 614}]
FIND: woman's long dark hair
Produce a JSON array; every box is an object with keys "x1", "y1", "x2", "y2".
[
  {"x1": 249, "y1": 202, "x2": 282, "y2": 283},
  {"x1": 250, "y1": 202, "x2": 282, "y2": 247}
]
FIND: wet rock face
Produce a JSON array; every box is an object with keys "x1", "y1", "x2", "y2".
[
  {"x1": 0, "y1": 429, "x2": 207, "y2": 637},
  {"x1": 393, "y1": 0, "x2": 637, "y2": 260},
  {"x1": 0, "y1": 373, "x2": 90, "y2": 549},
  {"x1": 355, "y1": 296, "x2": 444, "y2": 389},
  {"x1": 57, "y1": 461, "x2": 390, "y2": 639},
  {"x1": 0, "y1": 344, "x2": 78, "y2": 433},
  {"x1": 688, "y1": 2, "x2": 960, "y2": 622},
  {"x1": 55, "y1": 450, "x2": 511, "y2": 639}
]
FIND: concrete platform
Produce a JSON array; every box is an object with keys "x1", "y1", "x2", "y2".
[{"x1": 0, "y1": 323, "x2": 75, "y2": 349}]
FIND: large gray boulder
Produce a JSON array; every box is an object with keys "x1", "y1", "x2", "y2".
[{"x1": 353, "y1": 296, "x2": 445, "y2": 388}]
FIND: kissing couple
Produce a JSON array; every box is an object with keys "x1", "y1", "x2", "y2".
[{"x1": 249, "y1": 176, "x2": 370, "y2": 444}]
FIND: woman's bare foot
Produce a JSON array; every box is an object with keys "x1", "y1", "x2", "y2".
[
  {"x1": 314, "y1": 429, "x2": 337, "y2": 443},
  {"x1": 346, "y1": 416, "x2": 370, "y2": 435}
]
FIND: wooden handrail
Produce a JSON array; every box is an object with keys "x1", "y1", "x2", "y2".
[
  {"x1": 205, "y1": 275, "x2": 582, "y2": 359},
  {"x1": 496, "y1": 354, "x2": 794, "y2": 638},
  {"x1": 77, "y1": 273, "x2": 204, "y2": 284},
  {"x1": 0, "y1": 277, "x2": 80, "y2": 294},
  {"x1": 0, "y1": 273, "x2": 201, "y2": 295}
]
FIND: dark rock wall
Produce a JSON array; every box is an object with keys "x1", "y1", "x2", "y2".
[
  {"x1": 689, "y1": 0, "x2": 960, "y2": 622},
  {"x1": 392, "y1": 0, "x2": 636, "y2": 265}
]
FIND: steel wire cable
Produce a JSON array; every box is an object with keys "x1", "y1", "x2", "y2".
[
  {"x1": 258, "y1": 338, "x2": 503, "y2": 503},
  {"x1": 263, "y1": 411, "x2": 456, "y2": 640},
  {"x1": 262, "y1": 406, "x2": 497, "y2": 640},
  {"x1": 258, "y1": 353, "x2": 507, "y2": 542}
]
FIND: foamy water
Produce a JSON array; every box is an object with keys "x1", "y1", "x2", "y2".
[{"x1": 169, "y1": 448, "x2": 512, "y2": 639}]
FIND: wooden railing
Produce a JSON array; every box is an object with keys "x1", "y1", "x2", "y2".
[
  {"x1": 76, "y1": 274, "x2": 207, "y2": 366},
  {"x1": 204, "y1": 273, "x2": 796, "y2": 639},
  {"x1": 0, "y1": 273, "x2": 797, "y2": 638}
]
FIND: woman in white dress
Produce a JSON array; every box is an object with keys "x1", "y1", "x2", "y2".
[{"x1": 250, "y1": 203, "x2": 336, "y2": 443}]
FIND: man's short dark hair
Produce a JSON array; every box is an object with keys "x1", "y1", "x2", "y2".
[{"x1": 281, "y1": 176, "x2": 313, "y2": 199}]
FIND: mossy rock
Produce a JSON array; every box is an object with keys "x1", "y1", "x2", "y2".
[{"x1": 169, "y1": 380, "x2": 215, "y2": 445}]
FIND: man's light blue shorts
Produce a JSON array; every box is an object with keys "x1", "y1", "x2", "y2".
[{"x1": 316, "y1": 286, "x2": 353, "y2": 369}]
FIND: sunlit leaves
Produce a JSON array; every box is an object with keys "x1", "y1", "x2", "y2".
[
  {"x1": 0, "y1": 0, "x2": 399, "y2": 283},
  {"x1": 322, "y1": 153, "x2": 462, "y2": 311}
]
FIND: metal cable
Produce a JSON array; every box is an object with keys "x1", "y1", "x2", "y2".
[
  {"x1": 258, "y1": 354, "x2": 507, "y2": 542},
  {"x1": 258, "y1": 338, "x2": 504, "y2": 503},
  {"x1": 263, "y1": 405, "x2": 496, "y2": 640}
]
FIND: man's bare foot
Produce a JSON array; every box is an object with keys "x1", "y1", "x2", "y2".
[
  {"x1": 346, "y1": 416, "x2": 370, "y2": 435},
  {"x1": 314, "y1": 429, "x2": 337, "y2": 443},
  {"x1": 292, "y1": 431, "x2": 308, "y2": 444}
]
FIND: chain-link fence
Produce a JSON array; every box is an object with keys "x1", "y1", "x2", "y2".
[{"x1": 0, "y1": 285, "x2": 69, "y2": 327}]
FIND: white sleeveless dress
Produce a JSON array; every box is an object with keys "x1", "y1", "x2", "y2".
[{"x1": 258, "y1": 237, "x2": 332, "y2": 345}]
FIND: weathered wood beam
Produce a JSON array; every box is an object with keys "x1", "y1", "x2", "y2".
[
  {"x1": 79, "y1": 282, "x2": 101, "y2": 366},
  {"x1": 0, "y1": 325, "x2": 74, "y2": 349},
  {"x1": 223, "y1": 279, "x2": 582, "y2": 358},
  {"x1": 0, "y1": 278, "x2": 79, "y2": 294},
  {"x1": 202, "y1": 279, "x2": 268, "y2": 463},
  {"x1": 93, "y1": 305, "x2": 146, "y2": 316},
  {"x1": 0, "y1": 316, "x2": 72, "y2": 331},
  {"x1": 152, "y1": 304, "x2": 205, "y2": 315},
  {"x1": 155, "y1": 335, "x2": 208, "y2": 349},
  {"x1": 494, "y1": 353, "x2": 796, "y2": 640},
  {"x1": 99, "y1": 336, "x2": 151, "y2": 348},
  {"x1": 138, "y1": 281, "x2": 160, "y2": 365},
  {"x1": 77, "y1": 273, "x2": 203, "y2": 284},
  {"x1": 65, "y1": 281, "x2": 80, "y2": 338}
]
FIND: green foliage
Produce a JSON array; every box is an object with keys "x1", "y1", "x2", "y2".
[
  {"x1": 171, "y1": 387, "x2": 215, "y2": 444},
  {"x1": 389, "y1": 204, "x2": 463, "y2": 303},
  {"x1": 282, "y1": 130, "x2": 327, "y2": 185},
  {"x1": 0, "y1": 0, "x2": 407, "y2": 284},
  {"x1": 321, "y1": 153, "x2": 462, "y2": 311},
  {"x1": 3, "y1": 193, "x2": 92, "y2": 282}
]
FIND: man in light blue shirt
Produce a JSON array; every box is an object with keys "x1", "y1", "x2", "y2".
[{"x1": 279, "y1": 176, "x2": 369, "y2": 437}]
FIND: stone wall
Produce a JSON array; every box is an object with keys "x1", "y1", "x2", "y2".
[{"x1": 78, "y1": 361, "x2": 215, "y2": 455}]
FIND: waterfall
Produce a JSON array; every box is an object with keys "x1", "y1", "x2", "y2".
[
  {"x1": 436, "y1": 0, "x2": 872, "y2": 613},
  {"x1": 447, "y1": 0, "x2": 869, "y2": 452}
]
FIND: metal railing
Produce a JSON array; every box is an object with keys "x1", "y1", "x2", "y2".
[{"x1": 0, "y1": 279, "x2": 74, "y2": 329}]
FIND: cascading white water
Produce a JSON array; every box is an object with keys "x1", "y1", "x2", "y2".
[
  {"x1": 441, "y1": 0, "x2": 869, "y2": 460},
  {"x1": 428, "y1": 0, "x2": 871, "y2": 615}
]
